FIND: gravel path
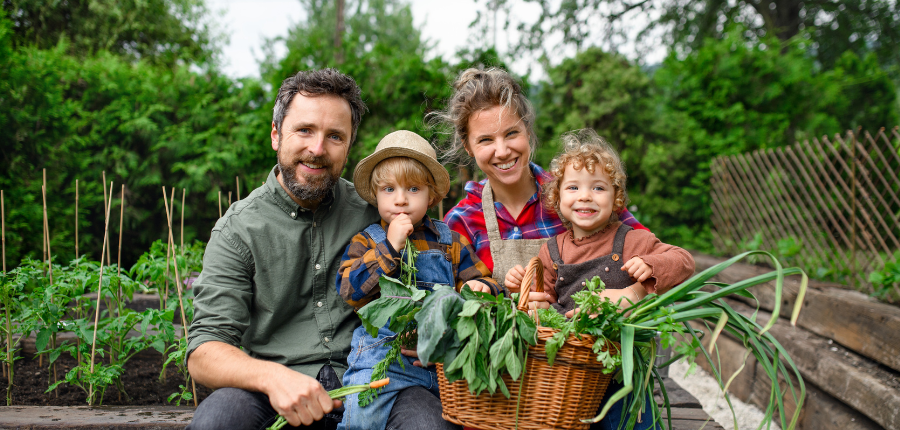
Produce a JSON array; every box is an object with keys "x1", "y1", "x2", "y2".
[{"x1": 669, "y1": 360, "x2": 779, "y2": 430}]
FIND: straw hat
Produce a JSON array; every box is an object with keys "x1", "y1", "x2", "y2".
[{"x1": 353, "y1": 130, "x2": 450, "y2": 207}]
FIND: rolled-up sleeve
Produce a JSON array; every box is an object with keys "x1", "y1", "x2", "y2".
[{"x1": 186, "y1": 226, "x2": 254, "y2": 361}]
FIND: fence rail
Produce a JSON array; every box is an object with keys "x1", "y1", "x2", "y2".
[{"x1": 711, "y1": 127, "x2": 900, "y2": 297}]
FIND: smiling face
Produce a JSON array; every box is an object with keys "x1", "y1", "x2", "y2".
[
  {"x1": 375, "y1": 172, "x2": 432, "y2": 226},
  {"x1": 558, "y1": 163, "x2": 616, "y2": 239},
  {"x1": 465, "y1": 106, "x2": 532, "y2": 189},
  {"x1": 270, "y1": 93, "x2": 352, "y2": 207}
]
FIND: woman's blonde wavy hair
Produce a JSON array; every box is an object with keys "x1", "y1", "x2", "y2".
[
  {"x1": 427, "y1": 67, "x2": 537, "y2": 165},
  {"x1": 544, "y1": 129, "x2": 628, "y2": 229}
]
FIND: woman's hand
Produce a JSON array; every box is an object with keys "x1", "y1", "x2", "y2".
[{"x1": 504, "y1": 265, "x2": 526, "y2": 293}]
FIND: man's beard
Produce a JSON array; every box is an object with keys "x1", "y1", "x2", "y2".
[{"x1": 277, "y1": 148, "x2": 341, "y2": 203}]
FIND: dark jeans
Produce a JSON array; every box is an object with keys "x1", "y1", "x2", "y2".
[
  {"x1": 591, "y1": 379, "x2": 661, "y2": 430},
  {"x1": 385, "y1": 386, "x2": 461, "y2": 430},
  {"x1": 188, "y1": 365, "x2": 343, "y2": 430},
  {"x1": 188, "y1": 367, "x2": 459, "y2": 430}
]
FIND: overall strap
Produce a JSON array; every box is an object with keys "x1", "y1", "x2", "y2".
[
  {"x1": 433, "y1": 220, "x2": 453, "y2": 246},
  {"x1": 546, "y1": 235, "x2": 564, "y2": 268},
  {"x1": 363, "y1": 223, "x2": 388, "y2": 244},
  {"x1": 611, "y1": 224, "x2": 633, "y2": 257}
]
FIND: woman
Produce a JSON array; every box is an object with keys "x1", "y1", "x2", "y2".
[
  {"x1": 432, "y1": 67, "x2": 658, "y2": 430},
  {"x1": 436, "y1": 68, "x2": 646, "y2": 288}
]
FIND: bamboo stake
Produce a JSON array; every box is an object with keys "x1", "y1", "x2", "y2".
[
  {"x1": 2, "y1": 190, "x2": 5, "y2": 273},
  {"x1": 75, "y1": 180, "x2": 79, "y2": 260},
  {"x1": 180, "y1": 189, "x2": 185, "y2": 255},
  {"x1": 228, "y1": 191, "x2": 232, "y2": 207},
  {"x1": 42, "y1": 171, "x2": 47, "y2": 275},
  {"x1": 42, "y1": 185, "x2": 58, "y2": 391},
  {"x1": 102, "y1": 172, "x2": 111, "y2": 267},
  {"x1": 218, "y1": 191, "x2": 222, "y2": 218},
  {"x1": 117, "y1": 185, "x2": 124, "y2": 278},
  {"x1": 88, "y1": 181, "x2": 114, "y2": 404},
  {"x1": 236, "y1": 176, "x2": 241, "y2": 201},
  {"x1": 162, "y1": 187, "x2": 197, "y2": 406},
  {"x1": 2, "y1": 190, "x2": 7, "y2": 384}
]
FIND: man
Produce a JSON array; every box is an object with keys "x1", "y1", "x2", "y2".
[
  {"x1": 186, "y1": 69, "x2": 459, "y2": 430},
  {"x1": 186, "y1": 68, "x2": 378, "y2": 430}
]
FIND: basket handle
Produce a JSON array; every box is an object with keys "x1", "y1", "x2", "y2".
[{"x1": 516, "y1": 257, "x2": 544, "y2": 312}]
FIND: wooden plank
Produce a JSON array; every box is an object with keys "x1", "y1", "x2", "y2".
[
  {"x1": 724, "y1": 299, "x2": 900, "y2": 430},
  {"x1": 693, "y1": 310, "x2": 887, "y2": 430},
  {"x1": 692, "y1": 252, "x2": 900, "y2": 373}
]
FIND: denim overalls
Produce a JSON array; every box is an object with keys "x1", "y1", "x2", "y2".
[{"x1": 338, "y1": 221, "x2": 455, "y2": 430}]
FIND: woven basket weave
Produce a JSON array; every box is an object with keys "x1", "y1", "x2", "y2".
[{"x1": 437, "y1": 257, "x2": 617, "y2": 430}]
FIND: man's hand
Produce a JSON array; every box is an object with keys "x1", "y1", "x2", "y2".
[
  {"x1": 621, "y1": 256, "x2": 652, "y2": 282},
  {"x1": 504, "y1": 265, "x2": 526, "y2": 293},
  {"x1": 465, "y1": 280, "x2": 492, "y2": 294},
  {"x1": 264, "y1": 366, "x2": 340, "y2": 427},
  {"x1": 387, "y1": 214, "x2": 414, "y2": 252},
  {"x1": 187, "y1": 342, "x2": 338, "y2": 427}
]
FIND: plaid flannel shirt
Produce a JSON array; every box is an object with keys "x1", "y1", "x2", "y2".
[
  {"x1": 443, "y1": 162, "x2": 648, "y2": 272},
  {"x1": 337, "y1": 216, "x2": 500, "y2": 309}
]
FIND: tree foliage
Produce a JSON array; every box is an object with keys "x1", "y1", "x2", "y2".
[
  {"x1": 477, "y1": 0, "x2": 900, "y2": 70},
  {"x1": 2, "y1": 0, "x2": 218, "y2": 66}
]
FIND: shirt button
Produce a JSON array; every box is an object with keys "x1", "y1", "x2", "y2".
[
  {"x1": 317, "y1": 301, "x2": 323, "y2": 307},
  {"x1": 315, "y1": 264, "x2": 321, "y2": 270},
  {"x1": 324, "y1": 337, "x2": 330, "y2": 342},
  {"x1": 290, "y1": 212, "x2": 296, "y2": 218}
]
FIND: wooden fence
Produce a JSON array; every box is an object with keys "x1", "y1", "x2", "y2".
[{"x1": 710, "y1": 127, "x2": 900, "y2": 296}]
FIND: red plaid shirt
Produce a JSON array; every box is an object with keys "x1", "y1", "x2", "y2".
[{"x1": 443, "y1": 163, "x2": 647, "y2": 272}]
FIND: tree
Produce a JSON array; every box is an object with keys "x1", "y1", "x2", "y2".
[
  {"x1": 1, "y1": 0, "x2": 219, "y2": 66},
  {"x1": 475, "y1": 0, "x2": 900, "y2": 70},
  {"x1": 264, "y1": 0, "x2": 454, "y2": 179}
]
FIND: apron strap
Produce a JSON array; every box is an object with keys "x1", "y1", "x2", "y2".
[{"x1": 481, "y1": 181, "x2": 503, "y2": 244}]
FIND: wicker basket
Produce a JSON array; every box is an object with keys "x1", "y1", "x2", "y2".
[{"x1": 437, "y1": 257, "x2": 618, "y2": 430}]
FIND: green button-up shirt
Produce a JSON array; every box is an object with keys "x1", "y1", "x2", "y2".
[{"x1": 187, "y1": 166, "x2": 379, "y2": 379}]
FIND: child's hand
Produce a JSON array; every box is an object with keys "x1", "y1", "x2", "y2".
[
  {"x1": 621, "y1": 256, "x2": 652, "y2": 282},
  {"x1": 564, "y1": 285, "x2": 643, "y2": 317},
  {"x1": 464, "y1": 280, "x2": 492, "y2": 294},
  {"x1": 504, "y1": 265, "x2": 526, "y2": 293},
  {"x1": 386, "y1": 213, "x2": 414, "y2": 252}
]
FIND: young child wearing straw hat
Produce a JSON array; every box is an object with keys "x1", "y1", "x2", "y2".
[{"x1": 335, "y1": 130, "x2": 500, "y2": 430}]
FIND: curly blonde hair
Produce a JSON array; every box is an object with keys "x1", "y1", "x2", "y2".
[
  {"x1": 544, "y1": 129, "x2": 628, "y2": 228},
  {"x1": 427, "y1": 67, "x2": 537, "y2": 164}
]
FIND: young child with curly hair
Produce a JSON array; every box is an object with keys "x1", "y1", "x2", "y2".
[{"x1": 506, "y1": 128, "x2": 695, "y2": 429}]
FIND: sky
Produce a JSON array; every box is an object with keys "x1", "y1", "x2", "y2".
[
  {"x1": 206, "y1": 0, "x2": 484, "y2": 79},
  {"x1": 204, "y1": 0, "x2": 665, "y2": 81}
]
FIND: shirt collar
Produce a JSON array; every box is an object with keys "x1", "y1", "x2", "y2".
[{"x1": 265, "y1": 166, "x2": 335, "y2": 217}]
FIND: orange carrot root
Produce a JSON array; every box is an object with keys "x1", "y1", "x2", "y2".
[{"x1": 369, "y1": 378, "x2": 390, "y2": 389}]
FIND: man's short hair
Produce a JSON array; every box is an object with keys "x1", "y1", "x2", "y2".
[{"x1": 273, "y1": 68, "x2": 367, "y2": 144}]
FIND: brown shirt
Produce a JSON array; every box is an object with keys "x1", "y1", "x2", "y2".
[{"x1": 538, "y1": 222, "x2": 695, "y2": 302}]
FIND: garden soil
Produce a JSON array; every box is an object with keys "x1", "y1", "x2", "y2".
[{"x1": 6, "y1": 352, "x2": 212, "y2": 406}]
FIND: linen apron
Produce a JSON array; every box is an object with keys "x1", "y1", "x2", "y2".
[{"x1": 481, "y1": 181, "x2": 551, "y2": 291}]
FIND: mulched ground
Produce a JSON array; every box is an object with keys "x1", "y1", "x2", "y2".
[{"x1": 5, "y1": 351, "x2": 212, "y2": 406}]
